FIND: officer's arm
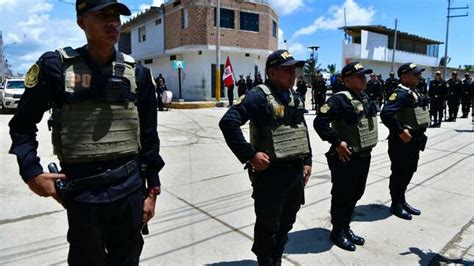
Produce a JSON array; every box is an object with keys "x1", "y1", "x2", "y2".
[
  {"x1": 313, "y1": 97, "x2": 342, "y2": 146},
  {"x1": 219, "y1": 91, "x2": 263, "y2": 164},
  {"x1": 135, "y1": 64, "x2": 164, "y2": 188},
  {"x1": 9, "y1": 53, "x2": 59, "y2": 182},
  {"x1": 380, "y1": 91, "x2": 408, "y2": 135}
]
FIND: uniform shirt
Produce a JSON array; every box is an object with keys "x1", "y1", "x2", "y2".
[
  {"x1": 380, "y1": 84, "x2": 428, "y2": 136},
  {"x1": 385, "y1": 77, "x2": 399, "y2": 95},
  {"x1": 447, "y1": 78, "x2": 463, "y2": 98},
  {"x1": 366, "y1": 80, "x2": 383, "y2": 98},
  {"x1": 428, "y1": 79, "x2": 448, "y2": 101},
  {"x1": 416, "y1": 78, "x2": 428, "y2": 95},
  {"x1": 9, "y1": 48, "x2": 163, "y2": 201},
  {"x1": 219, "y1": 80, "x2": 312, "y2": 166},
  {"x1": 312, "y1": 79, "x2": 327, "y2": 94},
  {"x1": 314, "y1": 88, "x2": 378, "y2": 148},
  {"x1": 462, "y1": 78, "x2": 473, "y2": 97}
]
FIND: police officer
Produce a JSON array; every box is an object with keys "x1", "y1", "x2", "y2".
[
  {"x1": 366, "y1": 73, "x2": 383, "y2": 110},
  {"x1": 416, "y1": 77, "x2": 428, "y2": 96},
  {"x1": 312, "y1": 73, "x2": 327, "y2": 112},
  {"x1": 219, "y1": 49, "x2": 312, "y2": 265},
  {"x1": 296, "y1": 75, "x2": 307, "y2": 102},
  {"x1": 8, "y1": 1, "x2": 164, "y2": 264},
  {"x1": 461, "y1": 73, "x2": 473, "y2": 118},
  {"x1": 381, "y1": 63, "x2": 430, "y2": 220},
  {"x1": 446, "y1": 71, "x2": 463, "y2": 121},
  {"x1": 236, "y1": 74, "x2": 247, "y2": 97},
  {"x1": 314, "y1": 62, "x2": 378, "y2": 251},
  {"x1": 384, "y1": 72, "x2": 399, "y2": 103},
  {"x1": 428, "y1": 71, "x2": 448, "y2": 127}
]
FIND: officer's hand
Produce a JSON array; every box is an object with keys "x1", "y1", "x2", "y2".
[
  {"x1": 303, "y1": 165, "x2": 312, "y2": 186},
  {"x1": 250, "y1": 152, "x2": 271, "y2": 171},
  {"x1": 143, "y1": 195, "x2": 157, "y2": 224},
  {"x1": 27, "y1": 173, "x2": 66, "y2": 203},
  {"x1": 335, "y1": 141, "x2": 352, "y2": 162},
  {"x1": 399, "y1": 129, "x2": 412, "y2": 143}
]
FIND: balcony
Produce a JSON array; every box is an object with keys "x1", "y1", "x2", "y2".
[{"x1": 343, "y1": 42, "x2": 439, "y2": 67}]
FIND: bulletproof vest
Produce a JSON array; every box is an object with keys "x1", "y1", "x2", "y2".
[
  {"x1": 249, "y1": 85, "x2": 310, "y2": 161},
  {"x1": 51, "y1": 47, "x2": 140, "y2": 163},
  {"x1": 395, "y1": 88, "x2": 430, "y2": 130},
  {"x1": 331, "y1": 91, "x2": 378, "y2": 152}
]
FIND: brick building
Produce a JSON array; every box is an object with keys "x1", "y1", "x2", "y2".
[{"x1": 119, "y1": 0, "x2": 278, "y2": 100}]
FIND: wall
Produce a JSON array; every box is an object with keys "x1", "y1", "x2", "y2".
[{"x1": 131, "y1": 15, "x2": 164, "y2": 60}]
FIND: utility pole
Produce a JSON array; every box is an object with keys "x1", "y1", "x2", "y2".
[
  {"x1": 390, "y1": 18, "x2": 398, "y2": 73},
  {"x1": 215, "y1": 0, "x2": 222, "y2": 105},
  {"x1": 443, "y1": 0, "x2": 468, "y2": 79}
]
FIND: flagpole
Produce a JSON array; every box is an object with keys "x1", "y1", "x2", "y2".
[{"x1": 215, "y1": 0, "x2": 222, "y2": 104}]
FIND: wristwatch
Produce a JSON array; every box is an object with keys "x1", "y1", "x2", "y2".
[{"x1": 148, "y1": 186, "x2": 161, "y2": 196}]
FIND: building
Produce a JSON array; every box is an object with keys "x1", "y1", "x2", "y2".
[
  {"x1": 119, "y1": 0, "x2": 278, "y2": 101},
  {"x1": 340, "y1": 25, "x2": 455, "y2": 80}
]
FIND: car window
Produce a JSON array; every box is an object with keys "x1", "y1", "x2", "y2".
[{"x1": 6, "y1": 81, "x2": 25, "y2": 89}]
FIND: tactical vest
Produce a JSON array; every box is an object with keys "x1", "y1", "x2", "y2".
[
  {"x1": 395, "y1": 88, "x2": 430, "y2": 130},
  {"x1": 331, "y1": 91, "x2": 378, "y2": 152},
  {"x1": 249, "y1": 85, "x2": 310, "y2": 161},
  {"x1": 51, "y1": 47, "x2": 140, "y2": 163}
]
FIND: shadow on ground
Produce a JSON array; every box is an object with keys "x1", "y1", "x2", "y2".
[
  {"x1": 205, "y1": 260, "x2": 257, "y2": 266},
  {"x1": 400, "y1": 247, "x2": 474, "y2": 266},
  {"x1": 285, "y1": 227, "x2": 332, "y2": 254},
  {"x1": 352, "y1": 204, "x2": 391, "y2": 222}
]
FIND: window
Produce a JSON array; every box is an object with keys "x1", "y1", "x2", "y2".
[
  {"x1": 170, "y1": 55, "x2": 177, "y2": 60},
  {"x1": 240, "y1": 11, "x2": 259, "y2": 32},
  {"x1": 144, "y1": 59, "x2": 153, "y2": 64},
  {"x1": 272, "y1": 21, "x2": 277, "y2": 38},
  {"x1": 214, "y1": 8, "x2": 234, "y2": 29},
  {"x1": 181, "y1": 8, "x2": 189, "y2": 29},
  {"x1": 155, "y1": 18, "x2": 162, "y2": 25},
  {"x1": 138, "y1": 26, "x2": 146, "y2": 42}
]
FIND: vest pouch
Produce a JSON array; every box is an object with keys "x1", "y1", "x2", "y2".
[{"x1": 104, "y1": 75, "x2": 134, "y2": 103}]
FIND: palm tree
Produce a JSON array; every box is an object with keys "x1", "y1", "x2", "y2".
[{"x1": 327, "y1": 64, "x2": 336, "y2": 75}]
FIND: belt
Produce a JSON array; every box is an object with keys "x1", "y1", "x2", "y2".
[{"x1": 63, "y1": 160, "x2": 138, "y2": 192}]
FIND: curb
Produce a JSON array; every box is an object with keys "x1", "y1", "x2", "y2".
[{"x1": 168, "y1": 101, "x2": 220, "y2": 109}]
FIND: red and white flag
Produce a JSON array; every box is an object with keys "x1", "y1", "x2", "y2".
[{"x1": 222, "y1": 56, "x2": 235, "y2": 87}]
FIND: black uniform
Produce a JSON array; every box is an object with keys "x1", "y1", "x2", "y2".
[
  {"x1": 312, "y1": 77, "x2": 327, "y2": 111},
  {"x1": 156, "y1": 82, "x2": 168, "y2": 111},
  {"x1": 9, "y1": 49, "x2": 163, "y2": 265},
  {"x1": 446, "y1": 77, "x2": 463, "y2": 121},
  {"x1": 314, "y1": 89, "x2": 377, "y2": 238},
  {"x1": 219, "y1": 80, "x2": 311, "y2": 265},
  {"x1": 416, "y1": 78, "x2": 428, "y2": 96},
  {"x1": 381, "y1": 85, "x2": 429, "y2": 213},
  {"x1": 246, "y1": 76, "x2": 254, "y2": 92},
  {"x1": 366, "y1": 79, "x2": 383, "y2": 109},
  {"x1": 236, "y1": 77, "x2": 247, "y2": 97},
  {"x1": 296, "y1": 79, "x2": 307, "y2": 102},
  {"x1": 461, "y1": 77, "x2": 473, "y2": 117},
  {"x1": 428, "y1": 79, "x2": 448, "y2": 127}
]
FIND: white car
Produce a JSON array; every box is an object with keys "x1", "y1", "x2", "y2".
[{"x1": 1, "y1": 78, "x2": 25, "y2": 110}]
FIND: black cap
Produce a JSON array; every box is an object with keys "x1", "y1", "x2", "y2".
[
  {"x1": 76, "y1": 0, "x2": 131, "y2": 16},
  {"x1": 266, "y1": 49, "x2": 305, "y2": 69},
  {"x1": 341, "y1": 62, "x2": 373, "y2": 78},
  {"x1": 397, "y1": 63, "x2": 425, "y2": 77},
  {"x1": 465, "y1": 73, "x2": 470, "y2": 76}
]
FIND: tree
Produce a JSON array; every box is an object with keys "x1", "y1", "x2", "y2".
[
  {"x1": 464, "y1": 65, "x2": 474, "y2": 71},
  {"x1": 327, "y1": 64, "x2": 336, "y2": 74}
]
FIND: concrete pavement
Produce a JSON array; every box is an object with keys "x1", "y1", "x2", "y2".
[{"x1": 0, "y1": 106, "x2": 472, "y2": 265}]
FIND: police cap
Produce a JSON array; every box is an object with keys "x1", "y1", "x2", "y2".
[
  {"x1": 341, "y1": 62, "x2": 373, "y2": 78},
  {"x1": 266, "y1": 49, "x2": 305, "y2": 69},
  {"x1": 398, "y1": 63, "x2": 425, "y2": 77},
  {"x1": 76, "y1": 0, "x2": 131, "y2": 16},
  {"x1": 465, "y1": 73, "x2": 471, "y2": 76},
  {"x1": 435, "y1": 71, "x2": 441, "y2": 75}
]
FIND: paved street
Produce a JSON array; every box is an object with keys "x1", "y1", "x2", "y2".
[{"x1": 0, "y1": 105, "x2": 473, "y2": 265}]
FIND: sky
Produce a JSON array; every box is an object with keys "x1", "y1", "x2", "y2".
[{"x1": 1, "y1": 0, "x2": 473, "y2": 75}]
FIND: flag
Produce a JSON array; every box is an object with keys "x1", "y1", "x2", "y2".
[{"x1": 222, "y1": 56, "x2": 235, "y2": 87}]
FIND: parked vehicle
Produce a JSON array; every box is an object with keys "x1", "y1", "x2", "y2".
[{"x1": 1, "y1": 78, "x2": 25, "y2": 110}]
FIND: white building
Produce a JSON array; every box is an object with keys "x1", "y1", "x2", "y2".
[
  {"x1": 119, "y1": 0, "x2": 278, "y2": 101},
  {"x1": 340, "y1": 25, "x2": 449, "y2": 79}
]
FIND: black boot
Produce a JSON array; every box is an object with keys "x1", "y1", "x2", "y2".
[
  {"x1": 344, "y1": 228, "x2": 365, "y2": 246},
  {"x1": 390, "y1": 203, "x2": 412, "y2": 220},
  {"x1": 402, "y1": 202, "x2": 421, "y2": 215},
  {"x1": 330, "y1": 230, "x2": 356, "y2": 251}
]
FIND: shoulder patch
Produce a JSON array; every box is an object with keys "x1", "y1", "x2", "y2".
[
  {"x1": 24, "y1": 63, "x2": 40, "y2": 88},
  {"x1": 320, "y1": 103, "x2": 330, "y2": 113},
  {"x1": 122, "y1": 53, "x2": 135, "y2": 64},
  {"x1": 389, "y1": 92, "x2": 397, "y2": 101},
  {"x1": 56, "y1": 47, "x2": 79, "y2": 59}
]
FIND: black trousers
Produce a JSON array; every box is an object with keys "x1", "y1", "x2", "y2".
[
  {"x1": 461, "y1": 95, "x2": 471, "y2": 116},
  {"x1": 326, "y1": 152, "x2": 370, "y2": 232},
  {"x1": 250, "y1": 162, "x2": 304, "y2": 264},
  {"x1": 430, "y1": 104, "x2": 443, "y2": 125},
  {"x1": 388, "y1": 136, "x2": 421, "y2": 205},
  {"x1": 66, "y1": 189, "x2": 144, "y2": 266},
  {"x1": 447, "y1": 97, "x2": 460, "y2": 119},
  {"x1": 228, "y1": 88, "x2": 234, "y2": 106}
]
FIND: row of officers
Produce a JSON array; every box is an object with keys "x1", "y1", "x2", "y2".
[{"x1": 219, "y1": 49, "x2": 453, "y2": 265}]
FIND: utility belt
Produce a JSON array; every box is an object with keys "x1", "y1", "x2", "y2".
[{"x1": 54, "y1": 160, "x2": 138, "y2": 200}]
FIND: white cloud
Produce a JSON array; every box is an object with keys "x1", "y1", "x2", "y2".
[
  {"x1": 278, "y1": 28, "x2": 287, "y2": 49},
  {"x1": 269, "y1": 0, "x2": 304, "y2": 15},
  {"x1": 138, "y1": 0, "x2": 164, "y2": 12},
  {"x1": 292, "y1": 0, "x2": 375, "y2": 39},
  {"x1": 0, "y1": 0, "x2": 85, "y2": 74}
]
